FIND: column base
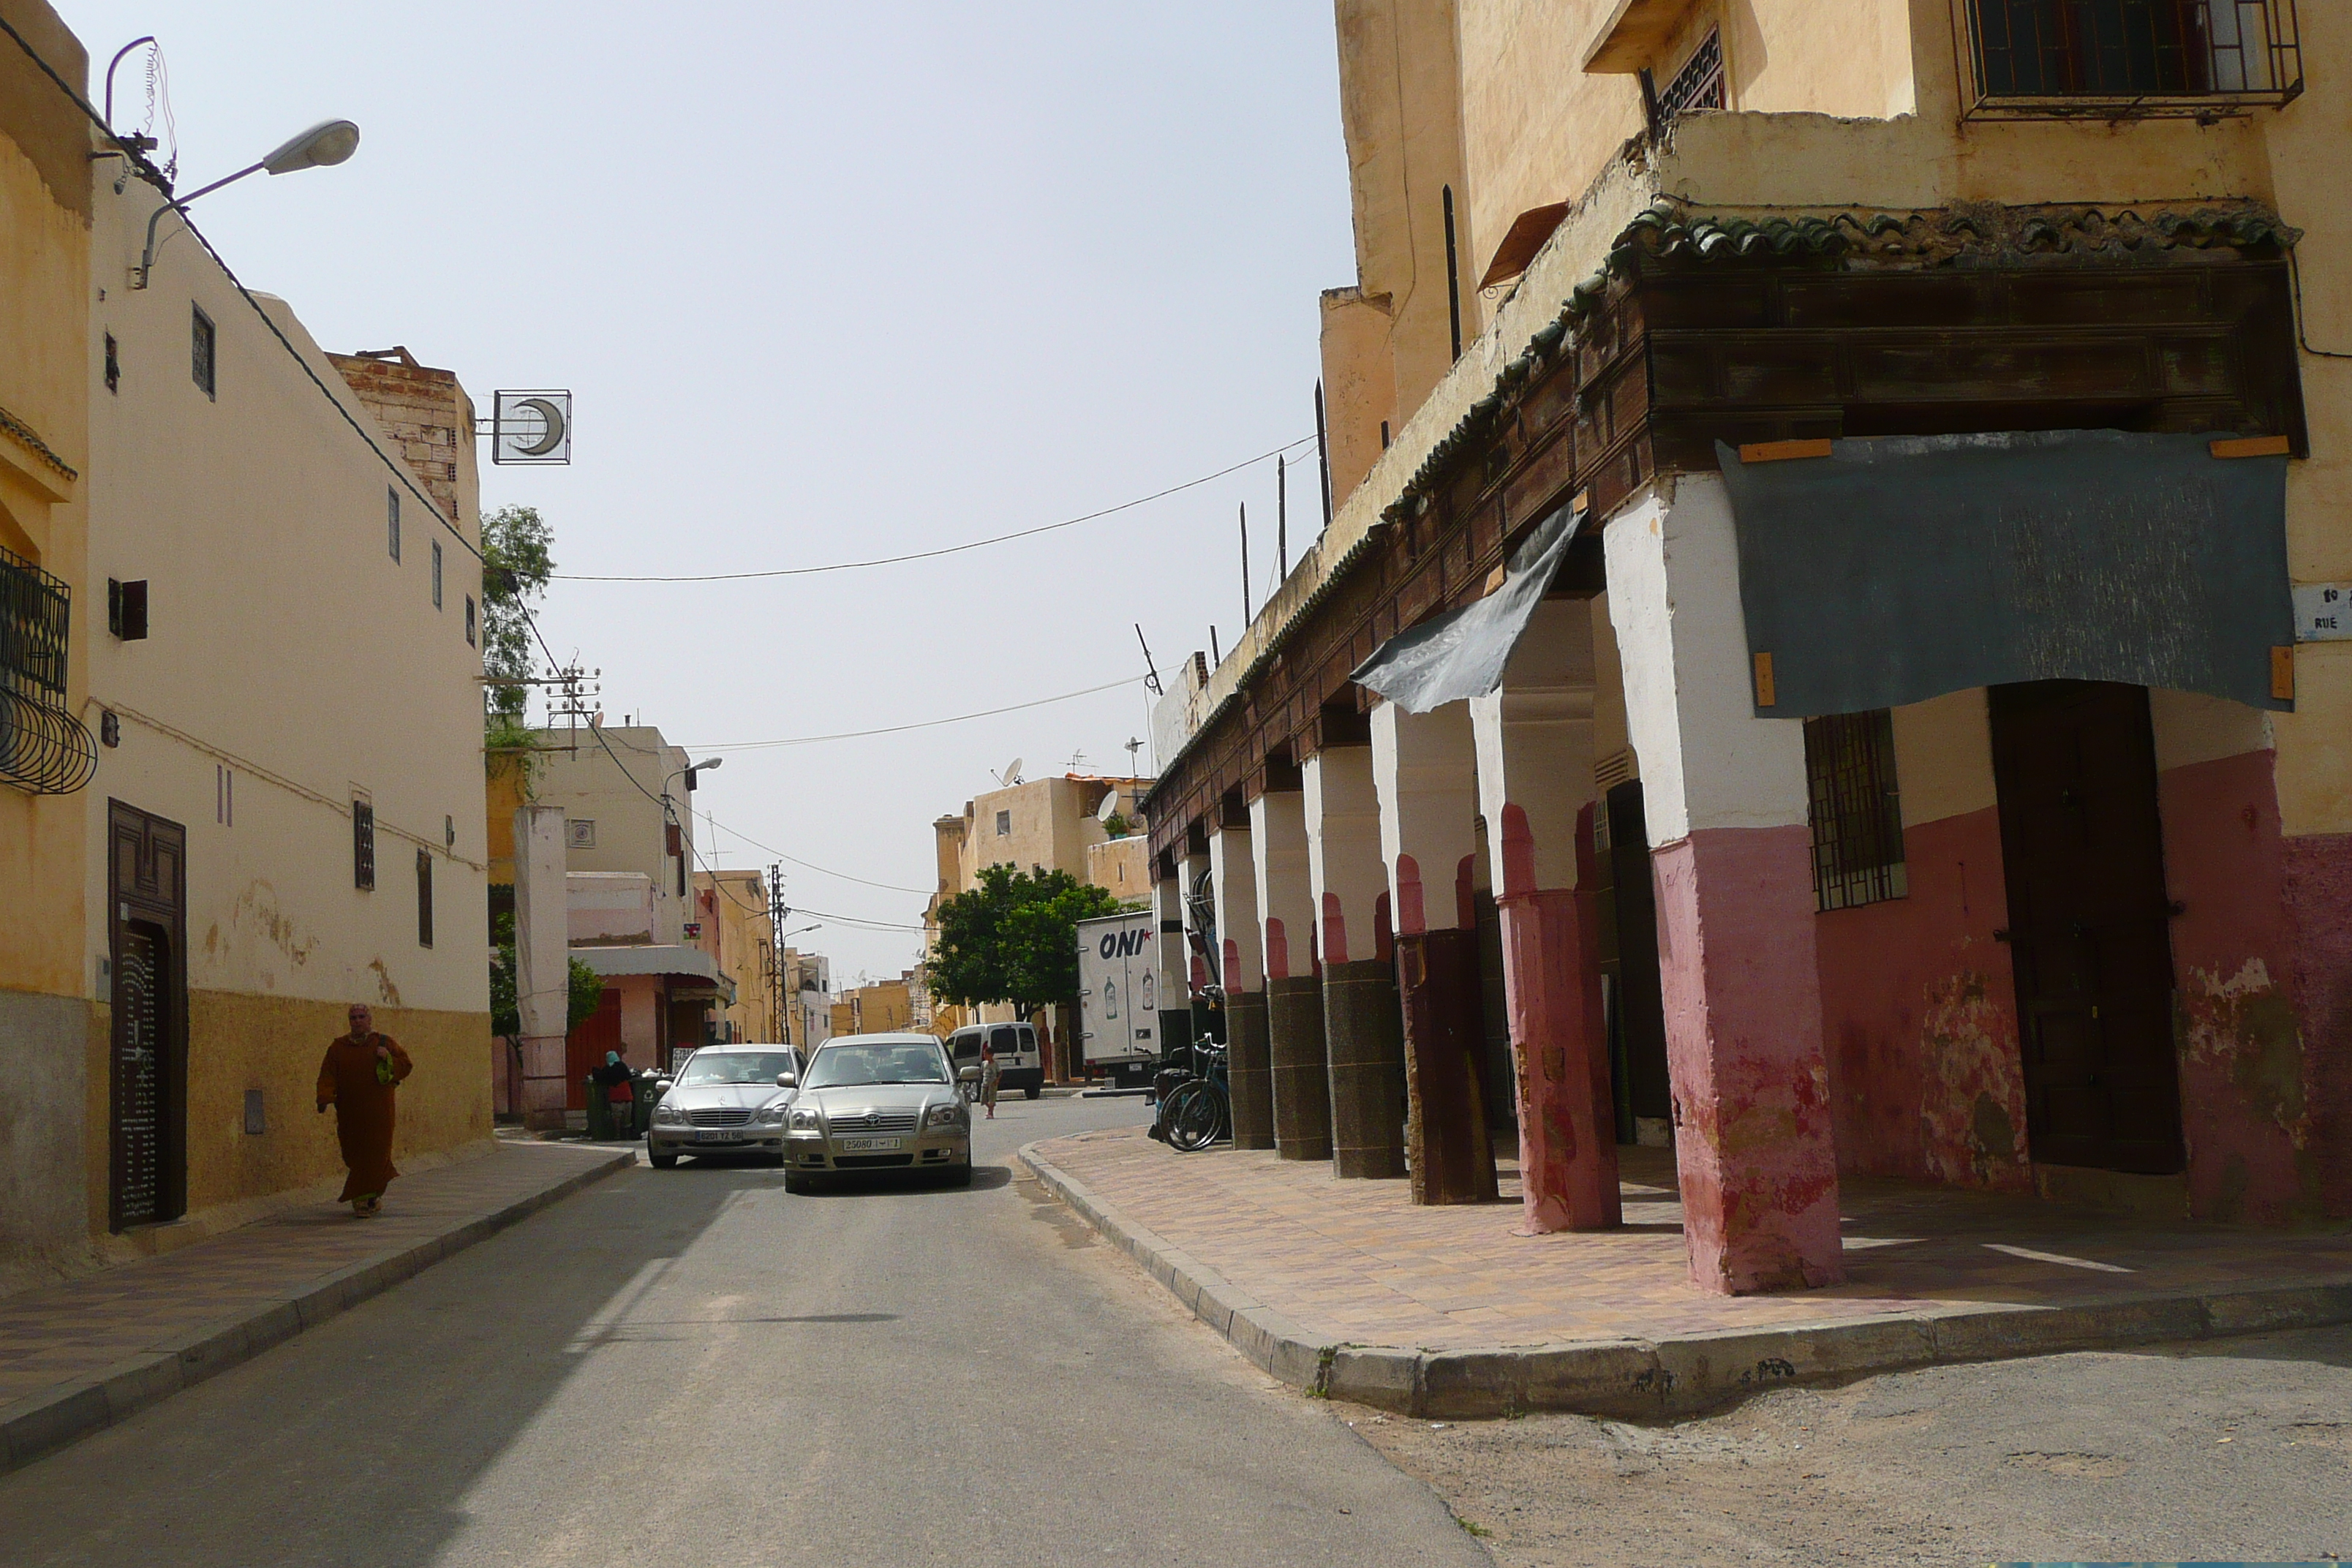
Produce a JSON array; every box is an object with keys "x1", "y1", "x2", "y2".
[
  {"x1": 1324, "y1": 959, "x2": 1406, "y2": 1179},
  {"x1": 1226, "y1": 989, "x2": 1273, "y2": 1150},
  {"x1": 1396, "y1": 929, "x2": 1499, "y2": 1205},
  {"x1": 1267, "y1": 976, "x2": 1333, "y2": 1161},
  {"x1": 1497, "y1": 889, "x2": 1621, "y2": 1232}
]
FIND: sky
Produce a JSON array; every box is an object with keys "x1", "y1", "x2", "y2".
[{"x1": 52, "y1": 1, "x2": 1355, "y2": 984}]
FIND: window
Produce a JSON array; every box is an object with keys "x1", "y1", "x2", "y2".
[
  {"x1": 191, "y1": 306, "x2": 215, "y2": 399},
  {"x1": 387, "y1": 487, "x2": 401, "y2": 562},
  {"x1": 108, "y1": 578, "x2": 148, "y2": 640},
  {"x1": 353, "y1": 799, "x2": 376, "y2": 890},
  {"x1": 994, "y1": 810, "x2": 1011, "y2": 836},
  {"x1": 431, "y1": 540, "x2": 443, "y2": 608},
  {"x1": 1658, "y1": 29, "x2": 1726, "y2": 121},
  {"x1": 464, "y1": 595, "x2": 477, "y2": 647},
  {"x1": 1804, "y1": 710, "x2": 1907, "y2": 911},
  {"x1": 216, "y1": 764, "x2": 233, "y2": 826},
  {"x1": 1967, "y1": 0, "x2": 2302, "y2": 105},
  {"x1": 105, "y1": 333, "x2": 119, "y2": 394},
  {"x1": 416, "y1": 848, "x2": 434, "y2": 947}
]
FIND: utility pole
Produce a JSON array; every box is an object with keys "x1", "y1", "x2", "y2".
[
  {"x1": 1313, "y1": 381, "x2": 1334, "y2": 531},
  {"x1": 1276, "y1": 453, "x2": 1288, "y2": 580},
  {"x1": 768, "y1": 863, "x2": 788, "y2": 1047},
  {"x1": 1239, "y1": 502, "x2": 1251, "y2": 629}
]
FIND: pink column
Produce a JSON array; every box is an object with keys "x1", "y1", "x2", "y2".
[
  {"x1": 1605, "y1": 475, "x2": 1841, "y2": 1293},
  {"x1": 1474, "y1": 598, "x2": 1620, "y2": 1232}
]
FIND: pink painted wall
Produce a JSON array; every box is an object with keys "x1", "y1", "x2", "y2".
[
  {"x1": 1812, "y1": 808, "x2": 2032, "y2": 1194},
  {"x1": 2283, "y1": 829, "x2": 2352, "y2": 1219}
]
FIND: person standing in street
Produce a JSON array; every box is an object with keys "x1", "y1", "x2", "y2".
[
  {"x1": 979, "y1": 1036, "x2": 1001, "y2": 1120},
  {"x1": 316, "y1": 1003, "x2": 412, "y2": 1217}
]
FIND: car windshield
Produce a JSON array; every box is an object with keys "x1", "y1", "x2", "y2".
[
  {"x1": 804, "y1": 1044, "x2": 948, "y2": 1089},
  {"x1": 674, "y1": 1052, "x2": 796, "y2": 1087}
]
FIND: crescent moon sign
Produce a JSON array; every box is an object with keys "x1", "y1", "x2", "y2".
[{"x1": 513, "y1": 397, "x2": 567, "y2": 457}]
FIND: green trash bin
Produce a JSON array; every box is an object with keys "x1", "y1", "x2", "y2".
[{"x1": 584, "y1": 1076, "x2": 611, "y2": 1140}]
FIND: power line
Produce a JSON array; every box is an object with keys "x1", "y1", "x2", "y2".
[
  {"x1": 687, "y1": 676, "x2": 1143, "y2": 752},
  {"x1": 702, "y1": 815, "x2": 933, "y2": 895},
  {"x1": 548, "y1": 437, "x2": 1319, "y2": 583}
]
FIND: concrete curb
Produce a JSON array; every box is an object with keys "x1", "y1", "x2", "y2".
[
  {"x1": 0, "y1": 1146, "x2": 637, "y2": 1474},
  {"x1": 1016, "y1": 1140, "x2": 2352, "y2": 1420}
]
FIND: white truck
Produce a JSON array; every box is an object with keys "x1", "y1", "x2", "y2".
[{"x1": 1075, "y1": 909, "x2": 1161, "y2": 1086}]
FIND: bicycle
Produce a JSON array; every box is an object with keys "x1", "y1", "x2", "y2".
[{"x1": 1154, "y1": 1038, "x2": 1230, "y2": 1153}]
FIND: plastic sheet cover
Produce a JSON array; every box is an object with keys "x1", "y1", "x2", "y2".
[
  {"x1": 1351, "y1": 502, "x2": 1582, "y2": 714},
  {"x1": 1716, "y1": 431, "x2": 2294, "y2": 717}
]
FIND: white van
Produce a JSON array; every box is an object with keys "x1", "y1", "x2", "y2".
[{"x1": 944, "y1": 1021, "x2": 1044, "y2": 1098}]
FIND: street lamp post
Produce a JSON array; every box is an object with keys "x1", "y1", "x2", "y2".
[{"x1": 132, "y1": 119, "x2": 361, "y2": 288}]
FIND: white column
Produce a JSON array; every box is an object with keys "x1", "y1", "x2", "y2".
[{"x1": 513, "y1": 804, "x2": 572, "y2": 1131}]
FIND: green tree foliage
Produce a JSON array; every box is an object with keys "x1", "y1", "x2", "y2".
[
  {"x1": 480, "y1": 505, "x2": 554, "y2": 724},
  {"x1": 929, "y1": 864, "x2": 1125, "y2": 1013},
  {"x1": 490, "y1": 913, "x2": 606, "y2": 1036}
]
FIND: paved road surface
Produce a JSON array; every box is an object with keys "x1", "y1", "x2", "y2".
[{"x1": 1, "y1": 1096, "x2": 1487, "y2": 1568}]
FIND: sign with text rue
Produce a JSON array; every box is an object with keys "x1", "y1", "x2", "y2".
[
  {"x1": 492, "y1": 390, "x2": 571, "y2": 465},
  {"x1": 2293, "y1": 583, "x2": 2351, "y2": 642}
]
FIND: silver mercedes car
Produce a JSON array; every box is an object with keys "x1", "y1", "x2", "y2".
[
  {"x1": 647, "y1": 1044, "x2": 801, "y2": 1169},
  {"x1": 783, "y1": 1033, "x2": 971, "y2": 1193}
]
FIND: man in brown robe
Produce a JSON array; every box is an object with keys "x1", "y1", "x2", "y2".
[{"x1": 316, "y1": 1003, "x2": 413, "y2": 1216}]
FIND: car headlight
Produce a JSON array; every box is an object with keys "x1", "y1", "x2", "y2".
[
  {"x1": 653, "y1": 1102, "x2": 686, "y2": 1126},
  {"x1": 788, "y1": 1107, "x2": 821, "y2": 1131},
  {"x1": 757, "y1": 1103, "x2": 788, "y2": 1125},
  {"x1": 928, "y1": 1102, "x2": 965, "y2": 1127}
]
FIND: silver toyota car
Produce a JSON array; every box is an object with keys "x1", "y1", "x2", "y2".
[
  {"x1": 647, "y1": 1044, "x2": 801, "y2": 1169},
  {"x1": 783, "y1": 1033, "x2": 971, "y2": 1193}
]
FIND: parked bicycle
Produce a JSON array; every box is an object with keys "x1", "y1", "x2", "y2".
[{"x1": 1150, "y1": 1035, "x2": 1230, "y2": 1153}]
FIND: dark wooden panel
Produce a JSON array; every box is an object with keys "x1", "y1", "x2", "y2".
[{"x1": 1847, "y1": 335, "x2": 2155, "y2": 402}]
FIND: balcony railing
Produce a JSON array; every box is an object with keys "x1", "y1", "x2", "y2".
[
  {"x1": 1964, "y1": 0, "x2": 2302, "y2": 115},
  {"x1": 0, "y1": 542, "x2": 96, "y2": 795}
]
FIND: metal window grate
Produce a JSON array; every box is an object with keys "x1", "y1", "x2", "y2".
[
  {"x1": 1659, "y1": 29, "x2": 1726, "y2": 121},
  {"x1": 1, "y1": 543, "x2": 97, "y2": 795},
  {"x1": 416, "y1": 848, "x2": 434, "y2": 947},
  {"x1": 1804, "y1": 710, "x2": 1908, "y2": 912},
  {"x1": 354, "y1": 800, "x2": 376, "y2": 890},
  {"x1": 1969, "y1": 0, "x2": 2302, "y2": 105},
  {"x1": 191, "y1": 306, "x2": 216, "y2": 399}
]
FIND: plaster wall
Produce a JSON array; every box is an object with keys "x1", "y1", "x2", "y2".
[
  {"x1": 1305, "y1": 746, "x2": 1387, "y2": 967},
  {"x1": 697, "y1": 868, "x2": 777, "y2": 1042},
  {"x1": 527, "y1": 725, "x2": 693, "y2": 946},
  {"x1": 1319, "y1": 287, "x2": 1398, "y2": 508},
  {"x1": 1085, "y1": 834, "x2": 1149, "y2": 902}
]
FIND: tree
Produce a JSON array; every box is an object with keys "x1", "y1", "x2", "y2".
[
  {"x1": 490, "y1": 913, "x2": 605, "y2": 1036},
  {"x1": 480, "y1": 505, "x2": 555, "y2": 726},
  {"x1": 929, "y1": 864, "x2": 1127, "y2": 1018}
]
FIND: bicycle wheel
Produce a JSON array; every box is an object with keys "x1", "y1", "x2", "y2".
[{"x1": 1169, "y1": 1082, "x2": 1226, "y2": 1152}]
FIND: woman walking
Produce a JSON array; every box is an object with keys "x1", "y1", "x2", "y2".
[
  {"x1": 979, "y1": 1036, "x2": 1001, "y2": 1120},
  {"x1": 316, "y1": 1003, "x2": 412, "y2": 1216}
]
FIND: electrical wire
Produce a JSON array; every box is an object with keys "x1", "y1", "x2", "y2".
[
  {"x1": 687, "y1": 676, "x2": 1142, "y2": 752},
  {"x1": 547, "y1": 437, "x2": 1320, "y2": 583},
  {"x1": 701, "y1": 815, "x2": 934, "y2": 895}
]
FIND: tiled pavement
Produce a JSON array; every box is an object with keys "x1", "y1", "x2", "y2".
[
  {"x1": 1029, "y1": 1126, "x2": 2352, "y2": 1354},
  {"x1": 0, "y1": 1139, "x2": 633, "y2": 1471}
]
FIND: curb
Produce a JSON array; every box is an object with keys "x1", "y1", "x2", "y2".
[
  {"x1": 1016, "y1": 1141, "x2": 2352, "y2": 1420},
  {"x1": 0, "y1": 1146, "x2": 637, "y2": 1474}
]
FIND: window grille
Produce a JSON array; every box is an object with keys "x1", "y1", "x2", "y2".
[
  {"x1": 431, "y1": 541, "x2": 443, "y2": 608},
  {"x1": 1804, "y1": 710, "x2": 1907, "y2": 911},
  {"x1": 353, "y1": 800, "x2": 376, "y2": 890},
  {"x1": 0, "y1": 543, "x2": 96, "y2": 794},
  {"x1": 416, "y1": 848, "x2": 434, "y2": 947},
  {"x1": 1659, "y1": 29, "x2": 1726, "y2": 121},
  {"x1": 1966, "y1": 0, "x2": 2302, "y2": 109},
  {"x1": 105, "y1": 333, "x2": 119, "y2": 395},
  {"x1": 191, "y1": 306, "x2": 216, "y2": 399},
  {"x1": 388, "y1": 487, "x2": 401, "y2": 562},
  {"x1": 464, "y1": 595, "x2": 477, "y2": 647}
]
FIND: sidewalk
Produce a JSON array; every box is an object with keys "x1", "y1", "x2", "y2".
[
  {"x1": 0, "y1": 1138, "x2": 635, "y2": 1472},
  {"x1": 1022, "y1": 1127, "x2": 2352, "y2": 1419}
]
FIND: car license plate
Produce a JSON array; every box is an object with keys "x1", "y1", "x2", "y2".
[
  {"x1": 696, "y1": 1130, "x2": 742, "y2": 1143},
  {"x1": 836, "y1": 1137, "x2": 903, "y2": 1152}
]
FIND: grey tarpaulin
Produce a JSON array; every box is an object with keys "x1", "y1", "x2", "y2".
[
  {"x1": 1716, "y1": 431, "x2": 2293, "y2": 717},
  {"x1": 1351, "y1": 501, "x2": 1583, "y2": 714}
]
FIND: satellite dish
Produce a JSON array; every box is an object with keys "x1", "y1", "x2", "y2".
[
  {"x1": 997, "y1": 756, "x2": 1024, "y2": 786},
  {"x1": 1096, "y1": 792, "x2": 1121, "y2": 823}
]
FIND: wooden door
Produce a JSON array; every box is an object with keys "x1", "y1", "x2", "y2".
[
  {"x1": 109, "y1": 801, "x2": 187, "y2": 1231},
  {"x1": 566, "y1": 987, "x2": 622, "y2": 1109},
  {"x1": 1989, "y1": 682, "x2": 2184, "y2": 1175}
]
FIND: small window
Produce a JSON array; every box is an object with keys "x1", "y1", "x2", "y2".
[
  {"x1": 416, "y1": 848, "x2": 434, "y2": 947},
  {"x1": 431, "y1": 540, "x2": 443, "y2": 608},
  {"x1": 105, "y1": 333, "x2": 120, "y2": 394},
  {"x1": 191, "y1": 306, "x2": 216, "y2": 399},
  {"x1": 994, "y1": 810, "x2": 1011, "y2": 836},
  {"x1": 388, "y1": 487, "x2": 402, "y2": 562},
  {"x1": 464, "y1": 595, "x2": 477, "y2": 647},
  {"x1": 353, "y1": 800, "x2": 376, "y2": 891},
  {"x1": 1804, "y1": 710, "x2": 1907, "y2": 911},
  {"x1": 216, "y1": 764, "x2": 233, "y2": 826},
  {"x1": 1658, "y1": 29, "x2": 1725, "y2": 121}
]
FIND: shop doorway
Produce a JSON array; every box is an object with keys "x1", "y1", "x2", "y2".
[
  {"x1": 108, "y1": 801, "x2": 187, "y2": 1232},
  {"x1": 1594, "y1": 781, "x2": 1673, "y2": 1144},
  {"x1": 1989, "y1": 681, "x2": 2185, "y2": 1175}
]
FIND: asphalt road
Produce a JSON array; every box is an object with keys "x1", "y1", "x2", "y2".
[{"x1": 0, "y1": 1095, "x2": 1488, "y2": 1568}]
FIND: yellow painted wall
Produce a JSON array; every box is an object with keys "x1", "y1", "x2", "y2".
[{"x1": 697, "y1": 867, "x2": 778, "y2": 1041}]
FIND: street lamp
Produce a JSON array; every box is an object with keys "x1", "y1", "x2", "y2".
[{"x1": 134, "y1": 119, "x2": 361, "y2": 288}]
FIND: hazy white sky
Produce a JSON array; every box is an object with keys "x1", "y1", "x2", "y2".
[{"x1": 53, "y1": 1, "x2": 1353, "y2": 982}]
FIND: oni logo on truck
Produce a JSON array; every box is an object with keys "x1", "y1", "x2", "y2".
[{"x1": 1097, "y1": 927, "x2": 1151, "y2": 960}]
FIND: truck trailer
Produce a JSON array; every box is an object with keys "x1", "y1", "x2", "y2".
[{"x1": 1074, "y1": 909, "x2": 1161, "y2": 1087}]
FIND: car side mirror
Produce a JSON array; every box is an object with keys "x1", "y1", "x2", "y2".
[
  {"x1": 776, "y1": 1072, "x2": 796, "y2": 1088},
  {"x1": 958, "y1": 1064, "x2": 981, "y2": 1083}
]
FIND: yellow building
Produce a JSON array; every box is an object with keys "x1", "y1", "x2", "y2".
[
  {"x1": 693, "y1": 867, "x2": 778, "y2": 1043},
  {"x1": 0, "y1": 0, "x2": 98, "y2": 1295}
]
